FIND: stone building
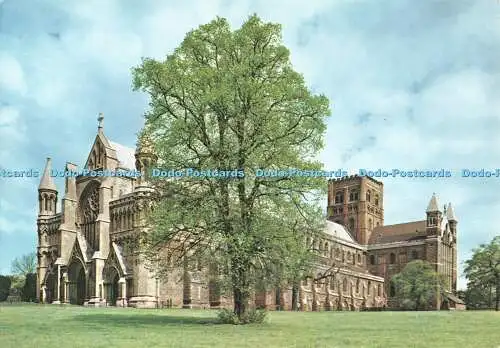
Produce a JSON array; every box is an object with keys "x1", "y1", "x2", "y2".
[
  {"x1": 41, "y1": 116, "x2": 464, "y2": 310},
  {"x1": 327, "y1": 175, "x2": 464, "y2": 310}
]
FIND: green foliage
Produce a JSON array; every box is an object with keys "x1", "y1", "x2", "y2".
[
  {"x1": 391, "y1": 260, "x2": 446, "y2": 310},
  {"x1": 133, "y1": 14, "x2": 330, "y2": 321},
  {"x1": 217, "y1": 308, "x2": 267, "y2": 325},
  {"x1": 9, "y1": 275, "x2": 25, "y2": 294},
  {"x1": 0, "y1": 275, "x2": 11, "y2": 301},
  {"x1": 21, "y1": 273, "x2": 37, "y2": 302},
  {"x1": 11, "y1": 252, "x2": 36, "y2": 276},
  {"x1": 463, "y1": 236, "x2": 500, "y2": 311}
]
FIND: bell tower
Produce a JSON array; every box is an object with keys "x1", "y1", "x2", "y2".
[{"x1": 327, "y1": 175, "x2": 384, "y2": 244}]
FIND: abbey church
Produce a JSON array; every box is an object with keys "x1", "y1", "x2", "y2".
[{"x1": 36, "y1": 116, "x2": 464, "y2": 310}]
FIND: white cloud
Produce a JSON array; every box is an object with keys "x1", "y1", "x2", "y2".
[{"x1": 0, "y1": 53, "x2": 27, "y2": 95}]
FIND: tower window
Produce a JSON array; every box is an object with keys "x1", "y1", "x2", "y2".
[
  {"x1": 389, "y1": 253, "x2": 396, "y2": 264},
  {"x1": 366, "y1": 190, "x2": 371, "y2": 202},
  {"x1": 369, "y1": 255, "x2": 375, "y2": 265},
  {"x1": 374, "y1": 194, "x2": 379, "y2": 206},
  {"x1": 335, "y1": 191, "x2": 343, "y2": 204},
  {"x1": 349, "y1": 190, "x2": 359, "y2": 202}
]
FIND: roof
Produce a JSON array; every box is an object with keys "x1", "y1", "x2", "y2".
[
  {"x1": 108, "y1": 141, "x2": 136, "y2": 170},
  {"x1": 446, "y1": 203, "x2": 457, "y2": 221},
  {"x1": 426, "y1": 194, "x2": 440, "y2": 213},
  {"x1": 369, "y1": 220, "x2": 427, "y2": 244},
  {"x1": 443, "y1": 292, "x2": 465, "y2": 304},
  {"x1": 324, "y1": 220, "x2": 355, "y2": 243},
  {"x1": 39, "y1": 157, "x2": 57, "y2": 191}
]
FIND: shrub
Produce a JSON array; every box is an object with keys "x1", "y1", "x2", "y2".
[
  {"x1": 0, "y1": 275, "x2": 11, "y2": 301},
  {"x1": 217, "y1": 308, "x2": 268, "y2": 325}
]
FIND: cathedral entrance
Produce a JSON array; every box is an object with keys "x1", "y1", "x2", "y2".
[
  {"x1": 106, "y1": 268, "x2": 120, "y2": 306},
  {"x1": 68, "y1": 260, "x2": 86, "y2": 305},
  {"x1": 45, "y1": 272, "x2": 56, "y2": 303}
]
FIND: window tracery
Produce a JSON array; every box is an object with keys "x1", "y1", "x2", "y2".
[{"x1": 80, "y1": 183, "x2": 100, "y2": 251}]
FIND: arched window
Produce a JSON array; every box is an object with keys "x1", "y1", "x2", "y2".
[
  {"x1": 357, "y1": 254, "x2": 361, "y2": 264},
  {"x1": 367, "y1": 281, "x2": 371, "y2": 295},
  {"x1": 356, "y1": 279, "x2": 360, "y2": 294},
  {"x1": 324, "y1": 242, "x2": 329, "y2": 256},
  {"x1": 335, "y1": 191, "x2": 343, "y2": 204},
  {"x1": 366, "y1": 190, "x2": 371, "y2": 202},
  {"x1": 376, "y1": 221, "x2": 380, "y2": 227},
  {"x1": 374, "y1": 194, "x2": 379, "y2": 206},
  {"x1": 369, "y1": 218, "x2": 373, "y2": 231},
  {"x1": 343, "y1": 278, "x2": 348, "y2": 293},
  {"x1": 389, "y1": 253, "x2": 396, "y2": 264},
  {"x1": 79, "y1": 181, "x2": 100, "y2": 251},
  {"x1": 349, "y1": 190, "x2": 359, "y2": 201},
  {"x1": 369, "y1": 255, "x2": 375, "y2": 265}
]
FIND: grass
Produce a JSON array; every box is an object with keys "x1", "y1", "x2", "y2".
[{"x1": 0, "y1": 304, "x2": 499, "y2": 348}]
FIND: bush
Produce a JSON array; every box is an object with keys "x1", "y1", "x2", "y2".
[
  {"x1": 21, "y1": 273, "x2": 37, "y2": 302},
  {"x1": 0, "y1": 275, "x2": 11, "y2": 301},
  {"x1": 217, "y1": 308, "x2": 267, "y2": 325}
]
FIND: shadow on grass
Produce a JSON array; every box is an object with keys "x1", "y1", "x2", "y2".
[{"x1": 69, "y1": 312, "x2": 220, "y2": 327}]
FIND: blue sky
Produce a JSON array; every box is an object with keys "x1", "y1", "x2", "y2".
[{"x1": 0, "y1": 0, "x2": 499, "y2": 289}]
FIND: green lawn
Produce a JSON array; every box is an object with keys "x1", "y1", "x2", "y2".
[{"x1": 0, "y1": 305, "x2": 498, "y2": 348}]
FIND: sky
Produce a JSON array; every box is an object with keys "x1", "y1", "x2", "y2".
[{"x1": 0, "y1": 0, "x2": 499, "y2": 289}]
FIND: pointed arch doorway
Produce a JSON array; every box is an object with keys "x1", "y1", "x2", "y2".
[
  {"x1": 105, "y1": 267, "x2": 120, "y2": 306},
  {"x1": 68, "y1": 260, "x2": 86, "y2": 305}
]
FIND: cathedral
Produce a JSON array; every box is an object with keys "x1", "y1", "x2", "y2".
[{"x1": 35, "y1": 116, "x2": 463, "y2": 310}]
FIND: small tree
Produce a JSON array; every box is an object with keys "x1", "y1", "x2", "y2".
[
  {"x1": 464, "y1": 236, "x2": 500, "y2": 311},
  {"x1": 11, "y1": 252, "x2": 36, "y2": 276},
  {"x1": 391, "y1": 260, "x2": 446, "y2": 310},
  {"x1": 21, "y1": 273, "x2": 37, "y2": 302},
  {"x1": 0, "y1": 275, "x2": 11, "y2": 301}
]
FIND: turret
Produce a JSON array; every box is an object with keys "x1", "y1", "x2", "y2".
[
  {"x1": 38, "y1": 157, "x2": 58, "y2": 216},
  {"x1": 426, "y1": 193, "x2": 442, "y2": 234},
  {"x1": 446, "y1": 202, "x2": 457, "y2": 234},
  {"x1": 134, "y1": 134, "x2": 157, "y2": 189}
]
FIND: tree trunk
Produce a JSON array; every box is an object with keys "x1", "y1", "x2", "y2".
[{"x1": 233, "y1": 287, "x2": 248, "y2": 319}]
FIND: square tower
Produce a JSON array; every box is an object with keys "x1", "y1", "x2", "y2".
[{"x1": 327, "y1": 175, "x2": 384, "y2": 245}]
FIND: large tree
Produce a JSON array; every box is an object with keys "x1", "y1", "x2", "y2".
[
  {"x1": 11, "y1": 252, "x2": 36, "y2": 277},
  {"x1": 464, "y1": 236, "x2": 500, "y2": 311},
  {"x1": 391, "y1": 260, "x2": 446, "y2": 310},
  {"x1": 132, "y1": 15, "x2": 330, "y2": 322}
]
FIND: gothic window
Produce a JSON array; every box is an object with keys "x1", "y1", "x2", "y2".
[
  {"x1": 366, "y1": 190, "x2": 371, "y2": 202},
  {"x1": 367, "y1": 281, "x2": 371, "y2": 295},
  {"x1": 357, "y1": 254, "x2": 361, "y2": 264},
  {"x1": 374, "y1": 194, "x2": 379, "y2": 206},
  {"x1": 369, "y1": 218, "x2": 373, "y2": 231},
  {"x1": 356, "y1": 279, "x2": 360, "y2": 293},
  {"x1": 335, "y1": 191, "x2": 343, "y2": 204},
  {"x1": 370, "y1": 255, "x2": 375, "y2": 265},
  {"x1": 79, "y1": 182, "x2": 100, "y2": 251},
  {"x1": 342, "y1": 278, "x2": 348, "y2": 293},
  {"x1": 389, "y1": 253, "x2": 396, "y2": 264},
  {"x1": 349, "y1": 190, "x2": 359, "y2": 202}
]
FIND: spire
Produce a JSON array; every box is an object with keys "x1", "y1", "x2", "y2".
[
  {"x1": 98, "y1": 112, "x2": 104, "y2": 132},
  {"x1": 426, "y1": 193, "x2": 440, "y2": 213},
  {"x1": 39, "y1": 157, "x2": 57, "y2": 191},
  {"x1": 446, "y1": 202, "x2": 457, "y2": 222}
]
